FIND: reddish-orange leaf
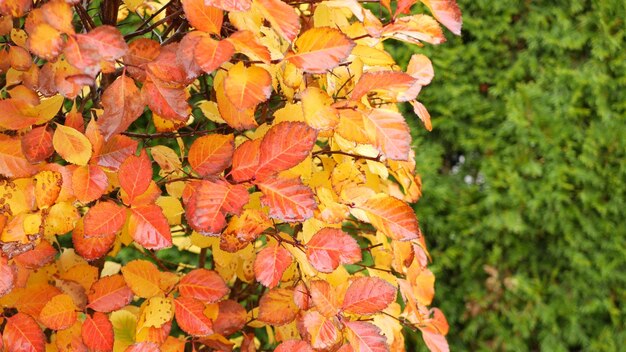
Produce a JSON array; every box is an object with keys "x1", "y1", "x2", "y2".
[
  {"x1": 194, "y1": 36, "x2": 234, "y2": 73},
  {"x1": 41, "y1": 0, "x2": 74, "y2": 35},
  {"x1": 188, "y1": 134, "x2": 234, "y2": 176},
  {"x1": 407, "y1": 54, "x2": 434, "y2": 85},
  {"x1": 205, "y1": 0, "x2": 250, "y2": 11},
  {"x1": 178, "y1": 268, "x2": 229, "y2": 303},
  {"x1": 255, "y1": 121, "x2": 317, "y2": 180},
  {"x1": 99, "y1": 75, "x2": 145, "y2": 140},
  {"x1": 73, "y1": 220, "x2": 116, "y2": 261},
  {"x1": 227, "y1": 30, "x2": 271, "y2": 64},
  {"x1": 257, "y1": 288, "x2": 299, "y2": 326},
  {"x1": 275, "y1": 340, "x2": 314, "y2": 352},
  {"x1": 72, "y1": 164, "x2": 108, "y2": 203},
  {"x1": 146, "y1": 44, "x2": 191, "y2": 86},
  {"x1": 39, "y1": 293, "x2": 77, "y2": 330},
  {"x1": 254, "y1": 244, "x2": 293, "y2": 288},
  {"x1": 125, "y1": 342, "x2": 161, "y2": 352},
  {"x1": 293, "y1": 281, "x2": 310, "y2": 310},
  {"x1": 119, "y1": 150, "x2": 152, "y2": 204},
  {"x1": 82, "y1": 312, "x2": 114, "y2": 352},
  {"x1": 97, "y1": 135, "x2": 138, "y2": 170},
  {"x1": 257, "y1": 176, "x2": 316, "y2": 222},
  {"x1": 216, "y1": 84, "x2": 258, "y2": 130},
  {"x1": 342, "y1": 277, "x2": 396, "y2": 315},
  {"x1": 411, "y1": 100, "x2": 432, "y2": 131},
  {"x1": 75, "y1": 25, "x2": 128, "y2": 61},
  {"x1": 124, "y1": 38, "x2": 161, "y2": 82},
  {"x1": 0, "y1": 135, "x2": 38, "y2": 178},
  {"x1": 224, "y1": 62, "x2": 272, "y2": 111},
  {"x1": 309, "y1": 280, "x2": 340, "y2": 318},
  {"x1": 362, "y1": 108, "x2": 411, "y2": 161},
  {"x1": 286, "y1": 27, "x2": 355, "y2": 73},
  {"x1": 142, "y1": 79, "x2": 190, "y2": 122},
  {"x1": 14, "y1": 239, "x2": 57, "y2": 269},
  {"x1": 420, "y1": 0, "x2": 462, "y2": 35},
  {"x1": 357, "y1": 194, "x2": 420, "y2": 241},
  {"x1": 182, "y1": 0, "x2": 222, "y2": 35},
  {"x1": 301, "y1": 310, "x2": 341, "y2": 350},
  {"x1": 306, "y1": 228, "x2": 362, "y2": 273},
  {"x1": 0, "y1": 255, "x2": 16, "y2": 297},
  {"x1": 21, "y1": 126, "x2": 54, "y2": 163},
  {"x1": 383, "y1": 14, "x2": 445, "y2": 45},
  {"x1": 344, "y1": 321, "x2": 389, "y2": 352},
  {"x1": 121, "y1": 180, "x2": 161, "y2": 207},
  {"x1": 15, "y1": 284, "x2": 62, "y2": 318},
  {"x1": 174, "y1": 296, "x2": 213, "y2": 336},
  {"x1": 3, "y1": 313, "x2": 45, "y2": 352},
  {"x1": 0, "y1": 98, "x2": 39, "y2": 130},
  {"x1": 253, "y1": 0, "x2": 301, "y2": 42},
  {"x1": 230, "y1": 138, "x2": 260, "y2": 182},
  {"x1": 350, "y1": 72, "x2": 420, "y2": 102},
  {"x1": 213, "y1": 300, "x2": 247, "y2": 336},
  {"x1": 128, "y1": 205, "x2": 173, "y2": 250},
  {"x1": 84, "y1": 201, "x2": 127, "y2": 237},
  {"x1": 87, "y1": 274, "x2": 134, "y2": 312},
  {"x1": 176, "y1": 32, "x2": 204, "y2": 81}
]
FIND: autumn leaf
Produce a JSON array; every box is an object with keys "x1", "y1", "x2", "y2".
[
  {"x1": 88, "y1": 274, "x2": 134, "y2": 312},
  {"x1": 0, "y1": 255, "x2": 16, "y2": 297},
  {"x1": 53, "y1": 124, "x2": 93, "y2": 165},
  {"x1": 254, "y1": 244, "x2": 293, "y2": 288},
  {"x1": 73, "y1": 220, "x2": 116, "y2": 261},
  {"x1": 182, "y1": 0, "x2": 222, "y2": 35},
  {"x1": 125, "y1": 342, "x2": 161, "y2": 352},
  {"x1": 253, "y1": 0, "x2": 301, "y2": 42},
  {"x1": 0, "y1": 135, "x2": 38, "y2": 178},
  {"x1": 286, "y1": 27, "x2": 355, "y2": 73},
  {"x1": 121, "y1": 260, "x2": 163, "y2": 298},
  {"x1": 212, "y1": 300, "x2": 247, "y2": 336},
  {"x1": 342, "y1": 277, "x2": 396, "y2": 315},
  {"x1": 174, "y1": 296, "x2": 214, "y2": 336},
  {"x1": 39, "y1": 294, "x2": 77, "y2": 330},
  {"x1": 362, "y1": 108, "x2": 411, "y2": 161},
  {"x1": 275, "y1": 340, "x2": 314, "y2": 352},
  {"x1": 306, "y1": 228, "x2": 362, "y2": 273},
  {"x1": 309, "y1": 280, "x2": 340, "y2": 318},
  {"x1": 357, "y1": 193, "x2": 421, "y2": 241},
  {"x1": 188, "y1": 134, "x2": 234, "y2": 177},
  {"x1": 142, "y1": 78, "x2": 191, "y2": 121},
  {"x1": 344, "y1": 321, "x2": 389, "y2": 352},
  {"x1": 72, "y1": 165, "x2": 108, "y2": 203},
  {"x1": 224, "y1": 62, "x2": 272, "y2": 110},
  {"x1": 84, "y1": 201, "x2": 127, "y2": 237},
  {"x1": 3, "y1": 313, "x2": 46, "y2": 352},
  {"x1": 127, "y1": 205, "x2": 173, "y2": 250},
  {"x1": 230, "y1": 138, "x2": 261, "y2": 182},
  {"x1": 257, "y1": 287, "x2": 299, "y2": 326},
  {"x1": 97, "y1": 135, "x2": 138, "y2": 170},
  {"x1": 194, "y1": 36, "x2": 235, "y2": 73},
  {"x1": 420, "y1": 0, "x2": 462, "y2": 35},
  {"x1": 177, "y1": 268, "x2": 229, "y2": 303},
  {"x1": 257, "y1": 176, "x2": 317, "y2": 222},
  {"x1": 119, "y1": 150, "x2": 153, "y2": 205},
  {"x1": 82, "y1": 312, "x2": 115, "y2": 352},
  {"x1": 302, "y1": 310, "x2": 341, "y2": 349},
  {"x1": 99, "y1": 74, "x2": 145, "y2": 140},
  {"x1": 21, "y1": 126, "x2": 54, "y2": 163}
]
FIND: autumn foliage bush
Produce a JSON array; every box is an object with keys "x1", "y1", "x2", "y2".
[{"x1": 0, "y1": 0, "x2": 461, "y2": 351}]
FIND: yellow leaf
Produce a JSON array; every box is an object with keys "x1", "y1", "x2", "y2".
[
  {"x1": 34, "y1": 95, "x2": 65, "y2": 124},
  {"x1": 350, "y1": 44, "x2": 396, "y2": 66},
  {"x1": 53, "y1": 124, "x2": 92, "y2": 165},
  {"x1": 155, "y1": 196, "x2": 184, "y2": 225},
  {"x1": 111, "y1": 309, "x2": 138, "y2": 352},
  {"x1": 150, "y1": 146, "x2": 181, "y2": 173},
  {"x1": 301, "y1": 87, "x2": 339, "y2": 130},
  {"x1": 198, "y1": 100, "x2": 226, "y2": 124},
  {"x1": 10, "y1": 28, "x2": 28, "y2": 48},
  {"x1": 121, "y1": 260, "x2": 163, "y2": 298},
  {"x1": 139, "y1": 296, "x2": 173, "y2": 328},
  {"x1": 44, "y1": 201, "x2": 80, "y2": 236}
]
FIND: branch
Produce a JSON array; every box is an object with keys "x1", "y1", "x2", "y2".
[{"x1": 124, "y1": 9, "x2": 184, "y2": 40}]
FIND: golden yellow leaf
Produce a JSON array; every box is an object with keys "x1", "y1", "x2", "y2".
[{"x1": 52, "y1": 125, "x2": 92, "y2": 165}]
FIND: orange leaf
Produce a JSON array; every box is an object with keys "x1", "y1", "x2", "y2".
[
  {"x1": 75, "y1": 25, "x2": 128, "y2": 61},
  {"x1": 84, "y1": 201, "x2": 127, "y2": 237},
  {"x1": 306, "y1": 228, "x2": 362, "y2": 273},
  {"x1": 411, "y1": 100, "x2": 432, "y2": 131},
  {"x1": 0, "y1": 255, "x2": 16, "y2": 297},
  {"x1": 128, "y1": 205, "x2": 173, "y2": 250},
  {"x1": 53, "y1": 124, "x2": 93, "y2": 165},
  {"x1": 39, "y1": 293, "x2": 77, "y2": 330},
  {"x1": 254, "y1": 244, "x2": 293, "y2": 288},
  {"x1": 119, "y1": 150, "x2": 153, "y2": 205},
  {"x1": 72, "y1": 220, "x2": 116, "y2": 261},
  {"x1": 230, "y1": 138, "x2": 260, "y2": 182},
  {"x1": 99, "y1": 75, "x2": 145, "y2": 140},
  {"x1": 275, "y1": 340, "x2": 313, "y2": 352},
  {"x1": 257, "y1": 287, "x2": 298, "y2": 326},
  {"x1": 26, "y1": 22, "x2": 64, "y2": 61},
  {"x1": 301, "y1": 310, "x2": 341, "y2": 349},
  {"x1": 227, "y1": 30, "x2": 271, "y2": 64},
  {"x1": 350, "y1": 71, "x2": 420, "y2": 102},
  {"x1": 41, "y1": 0, "x2": 75, "y2": 35},
  {"x1": 286, "y1": 27, "x2": 355, "y2": 73},
  {"x1": 21, "y1": 126, "x2": 54, "y2": 163},
  {"x1": 344, "y1": 321, "x2": 389, "y2": 352},
  {"x1": 146, "y1": 44, "x2": 192, "y2": 86},
  {"x1": 81, "y1": 312, "x2": 114, "y2": 352},
  {"x1": 0, "y1": 135, "x2": 37, "y2": 178},
  {"x1": 142, "y1": 79, "x2": 190, "y2": 122},
  {"x1": 122, "y1": 260, "x2": 163, "y2": 298},
  {"x1": 255, "y1": 121, "x2": 317, "y2": 180},
  {"x1": 0, "y1": 98, "x2": 39, "y2": 130},
  {"x1": 194, "y1": 36, "x2": 234, "y2": 73},
  {"x1": 357, "y1": 194, "x2": 420, "y2": 241},
  {"x1": 407, "y1": 54, "x2": 434, "y2": 85},
  {"x1": 257, "y1": 176, "x2": 316, "y2": 222},
  {"x1": 124, "y1": 38, "x2": 161, "y2": 82},
  {"x1": 97, "y1": 134, "x2": 138, "y2": 170},
  {"x1": 72, "y1": 164, "x2": 108, "y2": 203},
  {"x1": 14, "y1": 239, "x2": 57, "y2": 269},
  {"x1": 309, "y1": 280, "x2": 340, "y2": 318},
  {"x1": 341, "y1": 277, "x2": 396, "y2": 315},
  {"x1": 253, "y1": 0, "x2": 301, "y2": 42},
  {"x1": 420, "y1": 0, "x2": 462, "y2": 35},
  {"x1": 188, "y1": 134, "x2": 234, "y2": 177},
  {"x1": 182, "y1": 0, "x2": 222, "y2": 35},
  {"x1": 383, "y1": 14, "x2": 445, "y2": 45},
  {"x1": 87, "y1": 274, "x2": 134, "y2": 312},
  {"x1": 224, "y1": 62, "x2": 272, "y2": 111},
  {"x1": 174, "y1": 296, "x2": 214, "y2": 336},
  {"x1": 176, "y1": 32, "x2": 204, "y2": 81},
  {"x1": 125, "y1": 342, "x2": 161, "y2": 352},
  {"x1": 362, "y1": 108, "x2": 411, "y2": 161},
  {"x1": 3, "y1": 313, "x2": 45, "y2": 352},
  {"x1": 15, "y1": 284, "x2": 62, "y2": 318},
  {"x1": 216, "y1": 83, "x2": 258, "y2": 130},
  {"x1": 178, "y1": 268, "x2": 229, "y2": 303},
  {"x1": 213, "y1": 300, "x2": 247, "y2": 336},
  {"x1": 205, "y1": 0, "x2": 251, "y2": 11}
]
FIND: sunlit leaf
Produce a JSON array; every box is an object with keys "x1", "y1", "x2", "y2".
[
  {"x1": 121, "y1": 260, "x2": 163, "y2": 299},
  {"x1": 286, "y1": 27, "x2": 354, "y2": 73},
  {"x1": 342, "y1": 277, "x2": 396, "y2": 315},
  {"x1": 344, "y1": 321, "x2": 389, "y2": 352},
  {"x1": 188, "y1": 134, "x2": 234, "y2": 177},
  {"x1": 182, "y1": 0, "x2": 222, "y2": 35},
  {"x1": 257, "y1": 175, "x2": 316, "y2": 222},
  {"x1": 53, "y1": 124, "x2": 92, "y2": 166},
  {"x1": 39, "y1": 293, "x2": 77, "y2": 330},
  {"x1": 224, "y1": 62, "x2": 272, "y2": 110}
]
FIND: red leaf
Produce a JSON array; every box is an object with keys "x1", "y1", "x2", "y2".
[
  {"x1": 128, "y1": 205, "x2": 173, "y2": 250},
  {"x1": 146, "y1": 44, "x2": 191, "y2": 86},
  {"x1": 84, "y1": 201, "x2": 127, "y2": 237},
  {"x1": 194, "y1": 36, "x2": 234, "y2": 73},
  {"x1": 253, "y1": 0, "x2": 301, "y2": 42},
  {"x1": 255, "y1": 121, "x2": 317, "y2": 180},
  {"x1": 341, "y1": 277, "x2": 396, "y2": 315},
  {"x1": 344, "y1": 321, "x2": 389, "y2": 352},
  {"x1": 362, "y1": 108, "x2": 411, "y2": 161},
  {"x1": 87, "y1": 274, "x2": 134, "y2": 312},
  {"x1": 188, "y1": 134, "x2": 234, "y2": 177},
  {"x1": 3, "y1": 313, "x2": 45, "y2": 352},
  {"x1": 73, "y1": 220, "x2": 116, "y2": 260},
  {"x1": 357, "y1": 194, "x2": 420, "y2": 241},
  {"x1": 14, "y1": 240, "x2": 57, "y2": 269},
  {"x1": 142, "y1": 79, "x2": 190, "y2": 121},
  {"x1": 224, "y1": 62, "x2": 272, "y2": 110},
  {"x1": 0, "y1": 255, "x2": 16, "y2": 297},
  {"x1": 286, "y1": 27, "x2": 355, "y2": 73},
  {"x1": 177, "y1": 32, "x2": 204, "y2": 80},
  {"x1": 420, "y1": 0, "x2": 462, "y2": 35},
  {"x1": 119, "y1": 150, "x2": 152, "y2": 205},
  {"x1": 72, "y1": 164, "x2": 108, "y2": 203},
  {"x1": 21, "y1": 126, "x2": 54, "y2": 163},
  {"x1": 178, "y1": 268, "x2": 229, "y2": 303},
  {"x1": 174, "y1": 296, "x2": 214, "y2": 336},
  {"x1": 0, "y1": 135, "x2": 38, "y2": 178},
  {"x1": 306, "y1": 228, "x2": 362, "y2": 273},
  {"x1": 81, "y1": 312, "x2": 114, "y2": 352},
  {"x1": 257, "y1": 176, "x2": 316, "y2": 222},
  {"x1": 124, "y1": 342, "x2": 161, "y2": 352},
  {"x1": 99, "y1": 75, "x2": 145, "y2": 140},
  {"x1": 213, "y1": 300, "x2": 247, "y2": 336},
  {"x1": 230, "y1": 138, "x2": 260, "y2": 182},
  {"x1": 182, "y1": 0, "x2": 222, "y2": 35},
  {"x1": 254, "y1": 244, "x2": 293, "y2": 288},
  {"x1": 275, "y1": 340, "x2": 313, "y2": 352},
  {"x1": 97, "y1": 135, "x2": 138, "y2": 170},
  {"x1": 350, "y1": 72, "x2": 420, "y2": 102}
]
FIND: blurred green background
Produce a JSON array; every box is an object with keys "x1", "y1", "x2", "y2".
[{"x1": 390, "y1": 0, "x2": 626, "y2": 350}]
